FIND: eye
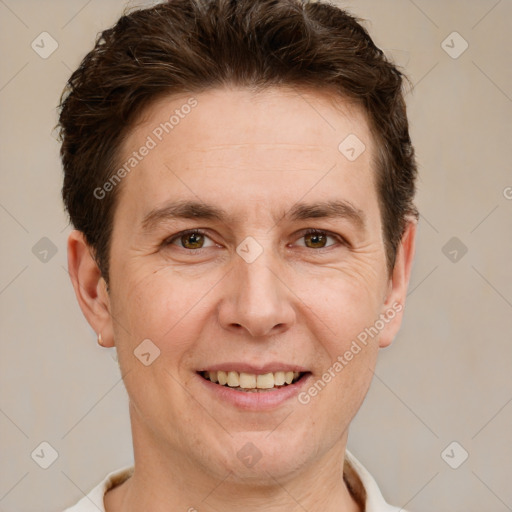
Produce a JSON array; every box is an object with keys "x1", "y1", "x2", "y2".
[
  {"x1": 164, "y1": 229, "x2": 216, "y2": 250},
  {"x1": 163, "y1": 228, "x2": 346, "y2": 252},
  {"x1": 295, "y1": 229, "x2": 344, "y2": 249}
]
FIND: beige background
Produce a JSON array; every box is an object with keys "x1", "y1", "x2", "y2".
[{"x1": 1, "y1": 0, "x2": 511, "y2": 510}]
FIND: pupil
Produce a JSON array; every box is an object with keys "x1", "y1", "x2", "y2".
[
  {"x1": 184, "y1": 233, "x2": 202, "y2": 248},
  {"x1": 307, "y1": 232, "x2": 325, "y2": 248}
]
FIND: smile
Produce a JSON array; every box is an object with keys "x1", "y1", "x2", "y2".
[{"x1": 199, "y1": 370, "x2": 306, "y2": 392}]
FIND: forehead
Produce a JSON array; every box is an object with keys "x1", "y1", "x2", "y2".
[
  {"x1": 123, "y1": 86, "x2": 372, "y2": 160},
  {"x1": 114, "y1": 86, "x2": 378, "y2": 226}
]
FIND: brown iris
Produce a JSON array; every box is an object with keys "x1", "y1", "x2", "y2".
[
  {"x1": 181, "y1": 232, "x2": 205, "y2": 249},
  {"x1": 304, "y1": 231, "x2": 327, "y2": 249}
]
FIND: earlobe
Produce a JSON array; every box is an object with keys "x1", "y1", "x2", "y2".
[
  {"x1": 67, "y1": 230, "x2": 115, "y2": 347},
  {"x1": 378, "y1": 220, "x2": 417, "y2": 348}
]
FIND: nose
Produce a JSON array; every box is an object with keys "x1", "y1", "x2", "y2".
[{"x1": 217, "y1": 247, "x2": 296, "y2": 338}]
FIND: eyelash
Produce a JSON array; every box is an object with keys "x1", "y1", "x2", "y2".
[{"x1": 163, "y1": 228, "x2": 347, "y2": 252}]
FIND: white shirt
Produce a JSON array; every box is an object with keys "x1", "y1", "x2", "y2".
[{"x1": 63, "y1": 450, "x2": 406, "y2": 512}]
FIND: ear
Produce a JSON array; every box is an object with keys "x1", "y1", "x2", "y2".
[
  {"x1": 378, "y1": 219, "x2": 417, "y2": 348},
  {"x1": 67, "y1": 230, "x2": 115, "y2": 347}
]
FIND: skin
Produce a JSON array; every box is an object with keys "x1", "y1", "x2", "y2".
[{"x1": 68, "y1": 86, "x2": 416, "y2": 512}]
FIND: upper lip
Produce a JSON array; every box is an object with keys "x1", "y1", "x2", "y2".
[{"x1": 198, "y1": 363, "x2": 310, "y2": 374}]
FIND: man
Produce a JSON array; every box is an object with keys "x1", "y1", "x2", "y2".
[{"x1": 59, "y1": 1, "x2": 418, "y2": 510}]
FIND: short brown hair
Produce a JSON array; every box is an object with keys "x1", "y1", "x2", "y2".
[{"x1": 58, "y1": 0, "x2": 418, "y2": 283}]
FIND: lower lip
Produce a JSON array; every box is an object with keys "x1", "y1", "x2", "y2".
[{"x1": 196, "y1": 372, "x2": 312, "y2": 411}]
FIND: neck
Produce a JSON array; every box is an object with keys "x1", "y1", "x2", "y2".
[{"x1": 105, "y1": 412, "x2": 362, "y2": 512}]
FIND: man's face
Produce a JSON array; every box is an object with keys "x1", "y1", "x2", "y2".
[{"x1": 106, "y1": 86, "x2": 401, "y2": 482}]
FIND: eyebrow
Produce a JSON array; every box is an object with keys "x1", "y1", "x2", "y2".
[{"x1": 141, "y1": 198, "x2": 366, "y2": 232}]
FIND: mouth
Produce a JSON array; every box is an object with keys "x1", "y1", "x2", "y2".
[{"x1": 197, "y1": 370, "x2": 309, "y2": 392}]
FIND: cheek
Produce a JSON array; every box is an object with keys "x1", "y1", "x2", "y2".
[
  {"x1": 110, "y1": 266, "x2": 218, "y2": 360},
  {"x1": 107, "y1": 279, "x2": 165, "y2": 368},
  {"x1": 114, "y1": 268, "x2": 178, "y2": 328},
  {"x1": 304, "y1": 272, "x2": 385, "y2": 339}
]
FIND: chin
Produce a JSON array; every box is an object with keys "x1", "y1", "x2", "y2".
[{"x1": 214, "y1": 431, "x2": 312, "y2": 484}]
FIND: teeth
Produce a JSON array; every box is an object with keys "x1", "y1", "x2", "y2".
[
  {"x1": 202, "y1": 370, "x2": 303, "y2": 389},
  {"x1": 227, "y1": 371, "x2": 239, "y2": 387},
  {"x1": 256, "y1": 373, "x2": 274, "y2": 389},
  {"x1": 217, "y1": 370, "x2": 227, "y2": 385},
  {"x1": 274, "y1": 371, "x2": 285, "y2": 386},
  {"x1": 239, "y1": 372, "x2": 257, "y2": 388}
]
